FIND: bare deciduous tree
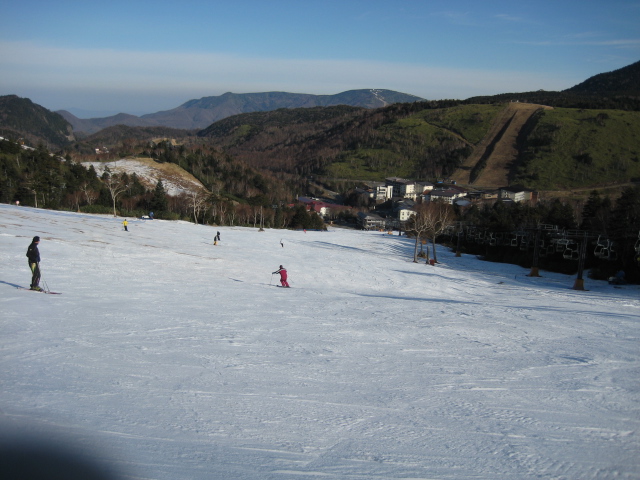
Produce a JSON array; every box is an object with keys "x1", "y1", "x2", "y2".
[
  {"x1": 189, "y1": 188, "x2": 210, "y2": 224},
  {"x1": 406, "y1": 201, "x2": 455, "y2": 263},
  {"x1": 427, "y1": 201, "x2": 455, "y2": 263},
  {"x1": 405, "y1": 204, "x2": 434, "y2": 263},
  {"x1": 103, "y1": 172, "x2": 129, "y2": 217},
  {"x1": 80, "y1": 183, "x2": 98, "y2": 206}
]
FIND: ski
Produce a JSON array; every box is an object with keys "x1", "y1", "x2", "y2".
[{"x1": 17, "y1": 286, "x2": 61, "y2": 295}]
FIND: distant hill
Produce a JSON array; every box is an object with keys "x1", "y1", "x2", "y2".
[
  {"x1": 565, "y1": 60, "x2": 640, "y2": 96},
  {"x1": 59, "y1": 89, "x2": 424, "y2": 133},
  {"x1": 84, "y1": 124, "x2": 198, "y2": 146},
  {"x1": 57, "y1": 111, "x2": 161, "y2": 135},
  {"x1": 465, "y1": 60, "x2": 640, "y2": 110},
  {"x1": 0, "y1": 95, "x2": 74, "y2": 148}
]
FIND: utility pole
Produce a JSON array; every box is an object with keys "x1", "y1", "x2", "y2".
[{"x1": 528, "y1": 227, "x2": 542, "y2": 277}]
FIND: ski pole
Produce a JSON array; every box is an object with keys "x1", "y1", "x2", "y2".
[
  {"x1": 270, "y1": 273, "x2": 274, "y2": 286},
  {"x1": 39, "y1": 263, "x2": 49, "y2": 292}
]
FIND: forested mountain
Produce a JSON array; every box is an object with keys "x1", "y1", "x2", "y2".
[
  {"x1": 565, "y1": 60, "x2": 640, "y2": 96},
  {"x1": 57, "y1": 111, "x2": 161, "y2": 136},
  {"x1": 466, "y1": 60, "x2": 640, "y2": 111},
  {"x1": 0, "y1": 95, "x2": 74, "y2": 147},
  {"x1": 196, "y1": 99, "x2": 640, "y2": 191}
]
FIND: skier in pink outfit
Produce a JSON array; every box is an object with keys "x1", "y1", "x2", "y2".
[{"x1": 273, "y1": 265, "x2": 290, "y2": 287}]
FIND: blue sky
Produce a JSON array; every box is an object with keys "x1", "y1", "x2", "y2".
[{"x1": 1, "y1": 0, "x2": 639, "y2": 116}]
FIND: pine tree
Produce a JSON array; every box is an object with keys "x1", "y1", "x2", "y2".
[
  {"x1": 150, "y1": 180, "x2": 168, "y2": 213},
  {"x1": 290, "y1": 205, "x2": 311, "y2": 229},
  {"x1": 608, "y1": 186, "x2": 640, "y2": 273}
]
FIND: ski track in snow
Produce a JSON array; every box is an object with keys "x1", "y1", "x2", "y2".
[{"x1": 1, "y1": 204, "x2": 639, "y2": 480}]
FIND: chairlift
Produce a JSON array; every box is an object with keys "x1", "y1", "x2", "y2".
[
  {"x1": 594, "y1": 236, "x2": 609, "y2": 258},
  {"x1": 562, "y1": 242, "x2": 578, "y2": 260},
  {"x1": 556, "y1": 238, "x2": 570, "y2": 252}
]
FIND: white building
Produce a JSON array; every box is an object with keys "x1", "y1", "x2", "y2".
[
  {"x1": 499, "y1": 187, "x2": 532, "y2": 203},
  {"x1": 425, "y1": 188, "x2": 467, "y2": 204},
  {"x1": 385, "y1": 177, "x2": 417, "y2": 199}
]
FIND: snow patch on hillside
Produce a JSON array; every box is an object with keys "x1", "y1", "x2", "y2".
[{"x1": 83, "y1": 158, "x2": 204, "y2": 196}]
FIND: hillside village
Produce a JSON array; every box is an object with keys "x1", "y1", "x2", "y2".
[{"x1": 299, "y1": 176, "x2": 533, "y2": 231}]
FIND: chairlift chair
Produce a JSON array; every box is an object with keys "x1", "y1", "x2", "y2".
[
  {"x1": 556, "y1": 238, "x2": 569, "y2": 252},
  {"x1": 562, "y1": 242, "x2": 578, "y2": 260}
]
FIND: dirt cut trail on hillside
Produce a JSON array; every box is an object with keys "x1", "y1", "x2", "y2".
[{"x1": 451, "y1": 103, "x2": 552, "y2": 188}]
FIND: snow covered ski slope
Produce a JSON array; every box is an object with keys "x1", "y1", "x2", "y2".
[{"x1": 1, "y1": 204, "x2": 639, "y2": 479}]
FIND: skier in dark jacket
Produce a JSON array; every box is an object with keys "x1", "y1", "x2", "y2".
[
  {"x1": 273, "y1": 265, "x2": 290, "y2": 287},
  {"x1": 26, "y1": 236, "x2": 41, "y2": 291}
]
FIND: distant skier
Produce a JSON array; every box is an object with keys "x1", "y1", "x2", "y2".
[
  {"x1": 26, "y1": 236, "x2": 42, "y2": 291},
  {"x1": 214, "y1": 231, "x2": 221, "y2": 245},
  {"x1": 273, "y1": 265, "x2": 290, "y2": 287},
  {"x1": 123, "y1": 219, "x2": 128, "y2": 231},
  {"x1": 280, "y1": 239, "x2": 284, "y2": 248}
]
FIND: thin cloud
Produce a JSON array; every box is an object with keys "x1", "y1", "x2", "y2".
[
  {"x1": 519, "y1": 38, "x2": 640, "y2": 48},
  {"x1": 431, "y1": 10, "x2": 477, "y2": 26},
  {"x1": 494, "y1": 13, "x2": 524, "y2": 22}
]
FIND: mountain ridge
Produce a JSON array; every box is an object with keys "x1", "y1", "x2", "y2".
[{"x1": 59, "y1": 89, "x2": 424, "y2": 134}]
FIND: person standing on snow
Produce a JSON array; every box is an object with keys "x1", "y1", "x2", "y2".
[
  {"x1": 123, "y1": 219, "x2": 128, "y2": 231},
  {"x1": 26, "y1": 236, "x2": 42, "y2": 291},
  {"x1": 273, "y1": 265, "x2": 290, "y2": 287}
]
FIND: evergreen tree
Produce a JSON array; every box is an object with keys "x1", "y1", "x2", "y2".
[
  {"x1": 273, "y1": 207, "x2": 284, "y2": 229},
  {"x1": 608, "y1": 186, "x2": 640, "y2": 273},
  {"x1": 544, "y1": 199, "x2": 577, "y2": 230},
  {"x1": 150, "y1": 180, "x2": 168, "y2": 212},
  {"x1": 290, "y1": 205, "x2": 311, "y2": 229},
  {"x1": 580, "y1": 190, "x2": 611, "y2": 232}
]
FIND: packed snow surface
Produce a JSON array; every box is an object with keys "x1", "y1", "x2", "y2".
[{"x1": 1, "y1": 204, "x2": 639, "y2": 480}]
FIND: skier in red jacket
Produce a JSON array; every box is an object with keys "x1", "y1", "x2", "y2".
[{"x1": 273, "y1": 265, "x2": 290, "y2": 287}]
